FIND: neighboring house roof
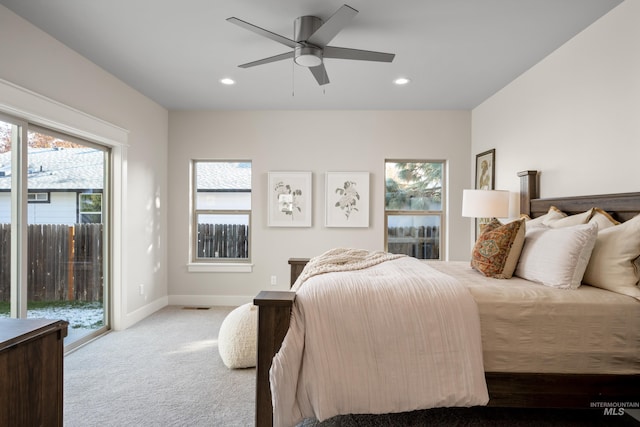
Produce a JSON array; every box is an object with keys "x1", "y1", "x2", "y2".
[
  {"x1": 0, "y1": 150, "x2": 251, "y2": 191},
  {"x1": 0, "y1": 148, "x2": 104, "y2": 190},
  {"x1": 197, "y1": 162, "x2": 251, "y2": 191}
]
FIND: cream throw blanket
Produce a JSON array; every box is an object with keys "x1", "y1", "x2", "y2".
[
  {"x1": 292, "y1": 248, "x2": 406, "y2": 290},
  {"x1": 271, "y1": 250, "x2": 488, "y2": 427}
]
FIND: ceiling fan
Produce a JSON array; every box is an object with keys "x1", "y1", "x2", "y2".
[{"x1": 227, "y1": 4, "x2": 395, "y2": 86}]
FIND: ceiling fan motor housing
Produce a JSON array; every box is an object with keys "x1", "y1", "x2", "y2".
[{"x1": 294, "y1": 16, "x2": 323, "y2": 67}]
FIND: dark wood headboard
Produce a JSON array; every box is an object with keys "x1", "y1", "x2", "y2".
[{"x1": 518, "y1": 170, "x2": 640, "y2": 222}]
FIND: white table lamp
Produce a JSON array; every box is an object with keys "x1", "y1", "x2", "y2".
[{"x1": 462, "y1": 189, "x2": 510, "y2": 219}]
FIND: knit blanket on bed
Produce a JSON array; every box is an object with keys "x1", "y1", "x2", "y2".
[{"x1": 292, "y1": 248, "x2": 406, "y2": 291}]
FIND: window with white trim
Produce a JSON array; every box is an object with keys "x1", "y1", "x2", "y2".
[
  {"x1": 192, "y1": 161, "x2": 251, "y2": 262},
  {"x1": 79, "y1": 193, "x2": 102, "y2": 223},
  {"x1": 385, "y1": 160, "x2": 445, "y2": 260}
]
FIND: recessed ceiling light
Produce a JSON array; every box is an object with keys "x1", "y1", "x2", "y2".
[
  {"x1": 220, "y1": 78, "x2": 235, "y2": 85},
  {"x1": 394, "y1": 77, "x2": 410, "y2": 85}
]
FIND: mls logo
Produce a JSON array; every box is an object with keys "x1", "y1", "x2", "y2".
[{"x1": 603, "y1": 407, "x2": 625, "y2": 416}]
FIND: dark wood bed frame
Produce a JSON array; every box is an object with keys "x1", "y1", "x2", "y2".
[{"x1": 253, "y1": 170, "x2": 640, "y2": 426}]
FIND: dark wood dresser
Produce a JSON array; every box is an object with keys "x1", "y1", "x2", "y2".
[{"x1": 0, "y1": 318, "x2": 68, "y2": 427}]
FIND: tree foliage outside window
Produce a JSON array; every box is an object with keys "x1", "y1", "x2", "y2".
[
  {"x1": 0, "y1": 121, "x2": 83, "y2": 153},
  {"x1": 79, "y1": 193, "x2": 102, "y2": 223},
  {"x1": 385, "y1": 162, "x2": 442, "y2": 211},
  {"x1": 80, "y1": 194, "x2": 102, "y2": 212}
]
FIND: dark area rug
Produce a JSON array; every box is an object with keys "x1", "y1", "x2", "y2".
[{"x1": 302, "y1": 406, "x2": 640, "y2": 426}]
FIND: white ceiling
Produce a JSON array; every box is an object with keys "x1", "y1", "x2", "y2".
[{"x1": 0, "y1": 0, "x2": 622, "y2": 110}]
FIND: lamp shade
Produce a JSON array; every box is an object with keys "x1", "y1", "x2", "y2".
[{"x1": 462, "y1": 189, "x2": 510, "y2": 218}]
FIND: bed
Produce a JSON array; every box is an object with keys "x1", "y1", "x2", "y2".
[{"x1": 253, "y1": 170, "x2": 640, "y2": 427}]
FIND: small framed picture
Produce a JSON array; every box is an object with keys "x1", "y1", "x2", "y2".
[
  {"x1": 325, "y1": 172, "x2": 370, "y2": 228},
  {"x1": 475, "y1": 149, "x2": 495, "y2": 190},
  {"x1": 475, "y1": 149, "x2": 496, "y2": 238},
  {"x1": 268, "y1": 172, "x2": 312, "y2": 227}
]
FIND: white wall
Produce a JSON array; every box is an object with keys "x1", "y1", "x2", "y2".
[
  {"x1": 472, "y1": 0, "x2": 639, "y2": 216},
  {"x1": 0, "y1": 6, "x2": 169, "y2": 328},
  {"x1": 168, "y1": 110, "x2": 472, "y2": 304}
]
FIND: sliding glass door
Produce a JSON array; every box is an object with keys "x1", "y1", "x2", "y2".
[
  {"x1": 0, "y1": 115, "x2": 110, "y2": 350},
  {"x1": 0, "y1": 116, "x2": 21, "y2": 318}
]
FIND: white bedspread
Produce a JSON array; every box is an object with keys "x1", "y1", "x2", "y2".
[{"x1": 270, "y1": 254, "x2": 488, "y2": 427}]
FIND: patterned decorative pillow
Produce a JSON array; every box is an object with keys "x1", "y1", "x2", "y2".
[{"x1": 471, "y1": 218, "x2": 526, "y2": 279}]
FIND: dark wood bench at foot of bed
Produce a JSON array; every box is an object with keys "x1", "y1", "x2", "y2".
[{"x1": 254, "y1": 170, "x2": 640, "y2": 427}]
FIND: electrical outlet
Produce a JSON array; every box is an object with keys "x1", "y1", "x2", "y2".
[
  {"x1": 139, "y1": 284, "x2": 144, "y2": 295},
  {"x1": 270, "y1": 275, "x2": 277, "y2": 286}
]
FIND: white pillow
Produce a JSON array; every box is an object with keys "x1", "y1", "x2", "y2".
[
  {"x1": 583, "y1": 213, "x2": 640, "y2": 300},
  {"x1": 588, "y1": 208, "x2": 619, "y2": 230},
  {"x1": 547, "y1": 208, "x2": 594, "y2": 228},
  {"x1": 523, "y1": 206, "x2": 566, "y2": 227},
  {"x1": 515, "y1": 223, "x2": 598, "y2": 289}
]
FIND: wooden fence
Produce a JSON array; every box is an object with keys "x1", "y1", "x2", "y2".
[
  {"x1": 388, "y1": 225, "x2": 440, "y2": 259},
  {"x1": 197, "y1": 223, "x2": 248, "y2": 259},
  {"x1": 0, "y1": 224, "x2": 103, "y2": 303}
]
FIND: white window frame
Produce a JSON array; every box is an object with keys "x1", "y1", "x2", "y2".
[
  {"x1": 188, "y1": 160, "x2": 253, "y2": 273},
  {"x1": 0, "y1": 78, "x2": 128, "y2": 331},
  {"x1": 384, "y1": 159, "x2": 446, "y2": 260}
]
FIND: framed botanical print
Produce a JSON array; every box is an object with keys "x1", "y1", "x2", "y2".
[
  {"x1": 268, "y1": 171, "x2": 312, "y2": 227},
  {"x1": 325, "y1": 172, "x2": 370, "y2": 227}
]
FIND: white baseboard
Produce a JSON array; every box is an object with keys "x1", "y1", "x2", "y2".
[
  {"x1": 118, "y1": 296, "x2": 168, "y2": 330},
  {"x1": 168, "y1": 294, "x2": 254, "y2": 307},
  {"x1": 115, "y1": 295, "x2": 254, "y2": 331}
]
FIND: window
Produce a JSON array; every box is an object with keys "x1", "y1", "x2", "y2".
[
  {"x1": 79, "y1": 193, "x2": 102, "y2": 223},
  {"x1": 28, "y1": 192, "x2": 50, "y2": 203},
  {"x1": 385, "y1": 160, "x2": 445, "y2": 259},
  {"x1": 192, "y1": 161, "x2": 251, "y2": 263}
]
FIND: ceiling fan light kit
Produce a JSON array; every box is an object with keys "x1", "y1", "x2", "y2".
[
  {"x1": 294, "y1": 16, "x2": 323, "y2": 67},
  {"x1": 227, "y1": 4, "x2": 395, "y2": 86},
  {"x1": 294, "y1": 46, "x2": 323, "y2": 67}
]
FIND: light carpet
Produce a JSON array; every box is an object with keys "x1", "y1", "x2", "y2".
[{"x1": 64, "y1": 306, "x2": 254, "y2": 427}]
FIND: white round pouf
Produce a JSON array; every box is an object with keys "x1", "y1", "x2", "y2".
[{"x1": 218, "y1": 303, "x2": 258, "y2": 369}]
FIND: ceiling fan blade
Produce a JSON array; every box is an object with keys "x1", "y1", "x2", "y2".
[
  {"x1": 323, "y1": 46, "x2": 395, "y2": 62},
  {"x1": 307, "y1": 5, "x2": 358, "y2": 48},
  {"x1": 227, "y1": 17, "x2": 300, "y2": 49},
  {"x1": 309, "y1": 64, "x2": 330, "y2": 86},
  {"x1": 238, "y1": 51, "x2": 294, "y2": 68}
]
